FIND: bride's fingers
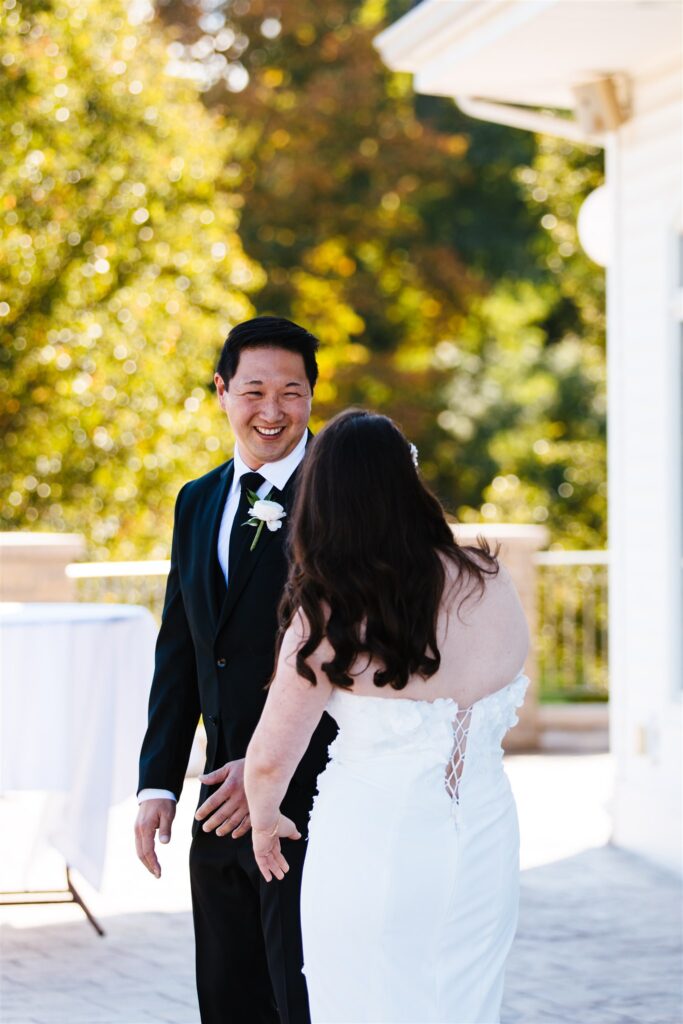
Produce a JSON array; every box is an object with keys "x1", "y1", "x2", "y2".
[
  {"x1": 267, "y1": 852, "x2": 286, "y2": 881},
  {"x1": 254, "y1": 841, "x2": 289, "y2": 882},
  {"x1": 255, "y1": 848, "x2": 278, "y2": 882},
  {"x1": 277, "y1": 814, "x2": 301, "y2": 840},
  {"x1": 269, "y1": 862, "x2": 284, "y2": 881},
  {"x1": 275, "y1": 851, "x2": 290, "y2": 875},
  {"x1": 256, "y1": 856, "x2": 272, "y2": 882}
]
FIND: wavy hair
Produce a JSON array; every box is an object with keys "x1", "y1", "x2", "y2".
[{"x1": 279, "y1": 409, "x2": 499, "y2": 690}]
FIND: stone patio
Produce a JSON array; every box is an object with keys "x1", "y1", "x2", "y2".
[{"x1": 1, "y1": 754, "x2": 681, "y2": 1024}]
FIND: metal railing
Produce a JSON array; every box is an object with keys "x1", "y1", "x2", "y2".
[
  {"x1": 67, "y1": 550, "x2": 610, "y2": 703},
  {"x1": 534, "y1": 550, "x2": 609, "y2": 702}
]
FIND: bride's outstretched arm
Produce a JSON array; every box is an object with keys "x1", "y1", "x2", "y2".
[{"x1": 245, "y1": 611, "x2": 333, "y2": 881}]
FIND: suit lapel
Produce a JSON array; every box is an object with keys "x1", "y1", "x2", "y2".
[
  {"x1": 202, "y1": 460, "x2": 234, "y2": 632},
  {"x1": 214, "y1": 462, "x2": 302, "y2": 638}
]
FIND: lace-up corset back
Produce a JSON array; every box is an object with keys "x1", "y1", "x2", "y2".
[
  {"x1": 445, "y1": 706, "x2": 472, "y2": 805},
  {"x1": 324, "y1": 673, "x2": 528, "y2": 820}
]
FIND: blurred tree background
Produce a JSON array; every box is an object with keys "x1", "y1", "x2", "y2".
[{"x1": 1, "y1": 0, "x2": 605, "y2": 558}]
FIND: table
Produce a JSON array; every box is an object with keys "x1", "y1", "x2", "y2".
[{"x1": 0, "y1": 602, "x2": 158, "y2": 931}]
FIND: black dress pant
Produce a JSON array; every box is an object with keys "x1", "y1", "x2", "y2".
[{"x1": 189, "y1": 826, "x2": 311, "y2": 1024}]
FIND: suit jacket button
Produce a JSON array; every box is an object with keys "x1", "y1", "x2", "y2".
[
  {"x1": 208, "y1": 714, "x2": 218, "y2": 724},
  {"x1": 216, "y1": 657, "x2": 227, "y2": 668}
]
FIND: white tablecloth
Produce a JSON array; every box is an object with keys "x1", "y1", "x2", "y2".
[{"x1": 0, "y1": 602, "x2": 157, "y2": 888}]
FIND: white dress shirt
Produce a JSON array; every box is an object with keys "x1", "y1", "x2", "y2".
[{"x1": 139, "y1": 431, "x2": 308, "y2": 804}]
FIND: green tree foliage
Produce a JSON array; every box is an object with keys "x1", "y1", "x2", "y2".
[
  {"x1": 159, "y1": 0, "x2": 489, "y2": 432},
  {"x1": 0, "y1": 0, "x2": 261, "y2": 557},
  {"x1": 1, "y1": 0, "x2": 606, "y2": 559},
  {"x1": 453, "y1": 138, "x2": 606, "y2": 547},
  {"x1": 159, "y1": 0, "x2": 606, "y2": 548}
]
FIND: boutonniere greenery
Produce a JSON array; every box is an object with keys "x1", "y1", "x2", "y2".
[{"x1": 244, "y1": 489, "x2": 287, "y2": 551}]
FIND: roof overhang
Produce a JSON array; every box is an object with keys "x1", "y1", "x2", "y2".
[{"x1": 376, "y1": 0, "x2": 682, "y2": 138}]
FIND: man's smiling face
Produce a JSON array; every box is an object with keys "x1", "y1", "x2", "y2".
[{"x1": 214, "y1": 346, "x2": 312, "y2": 470}]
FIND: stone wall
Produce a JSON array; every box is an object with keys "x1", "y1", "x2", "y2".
[
  {"x1": 0, "y1": 533, "x2": 86, "y2": 602},
  {"x1": 0, "y1": 527, "x2": 548, "y2": 749}
]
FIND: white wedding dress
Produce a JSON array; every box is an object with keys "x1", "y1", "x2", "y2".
[{"x1": 300, "y1": 672, "x2": 528, "y2": 1024}]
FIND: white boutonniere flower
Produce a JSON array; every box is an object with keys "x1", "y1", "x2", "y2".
[{"x1": 244, "y1": 489, "x2": 287, "y2": 551}]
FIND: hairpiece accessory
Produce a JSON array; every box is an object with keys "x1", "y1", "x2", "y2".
[{"x1": 409, "y1": 443, "x2": 419, "y2": 468}]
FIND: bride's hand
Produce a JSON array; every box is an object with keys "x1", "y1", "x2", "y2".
[{"x1": 252, "y1": 814, "x2": 301, "y2": 882}]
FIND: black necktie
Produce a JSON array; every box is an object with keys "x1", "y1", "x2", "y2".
[{"x1": 227, "y1": 471, "x2": 266, "y2": 584}]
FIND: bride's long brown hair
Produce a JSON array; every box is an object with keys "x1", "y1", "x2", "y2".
[{"x1": 279, "y1": 409, "x2": 499, "y2": 690}]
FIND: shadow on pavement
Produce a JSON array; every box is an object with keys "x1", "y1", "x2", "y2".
[
  {"x1": 1, "y1": 909, "x2": 199, "y2": 1024},
  {"x1": 3, "y1": 843, "x2": 681, "y2": 1024},
  {"x1": 503, "y1": 844, "x2": 683, "y2": 1024}
]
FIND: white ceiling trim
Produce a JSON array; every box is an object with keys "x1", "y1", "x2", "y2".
[{"x1": 375, "y1": 0, "x2": 682, "y2": 118}]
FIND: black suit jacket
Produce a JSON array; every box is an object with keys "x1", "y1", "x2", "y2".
[{"x1": 138, "y1": 445, "x2": 336, "y2": 832}]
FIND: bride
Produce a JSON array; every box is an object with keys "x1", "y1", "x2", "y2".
[{"x1": 245, "y1": 409, "x2": 529, "y2": 1024}]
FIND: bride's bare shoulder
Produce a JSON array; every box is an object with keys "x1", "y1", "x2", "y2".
[
  {"x1": 283, "y1": 605, "x2": 335, "y2": 674},
  {"x1": 438, "y1": 548, "x2": 529, "y2": 681},
  {"x1": 442, "y1": 548, "x2": 526, "y2": 624},
  {"x1": 441, "y1": 545, "x2": 499, "y2": 593}
]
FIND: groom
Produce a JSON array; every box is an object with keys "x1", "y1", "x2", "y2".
[{"x1": 135, "y1": 316, "x2": 336, "y2": 1024}]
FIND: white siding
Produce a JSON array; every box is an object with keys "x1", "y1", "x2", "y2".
[{"x1": 608, "y1": 63, "x2": 683, "y2": 874}]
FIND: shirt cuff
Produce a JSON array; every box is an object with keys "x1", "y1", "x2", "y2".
[{"x1": 138, "y1": 788, "x2": 177, "y2": 803}]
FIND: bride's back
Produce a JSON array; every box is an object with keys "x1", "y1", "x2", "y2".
[
  {"x1": 287, "y1": 413, "x2": 529, "y2": 1024},
  {"x1": 343, "y1": 553, "x2": 529, "y2": 707}
]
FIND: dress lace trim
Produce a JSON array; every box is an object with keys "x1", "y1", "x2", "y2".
[
  {"x1": 324, "y1": 673, "x2": 529, "y2": 821},
  {"x1": 444, "y1": 708, "x2": 472, "y2": 805},
  {"x1": 442, "y1": 674, "x2": 528, "y2": 810}
]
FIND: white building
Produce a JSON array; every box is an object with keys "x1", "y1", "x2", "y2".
[{"x1": 377, "y1": 0, "x2": 682, "y2": 876}]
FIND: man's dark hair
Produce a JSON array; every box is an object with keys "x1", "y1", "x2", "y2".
[{"x1": 216, "y1": 316, "x2": 319, "y2": 391}]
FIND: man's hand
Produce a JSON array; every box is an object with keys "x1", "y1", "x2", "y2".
[
  {"x1": 196, "y1": 758, "x2": 251, "y2": 838},
  {"x1": 134, "y1": 798, "x2": 176, "y2": 879}
]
